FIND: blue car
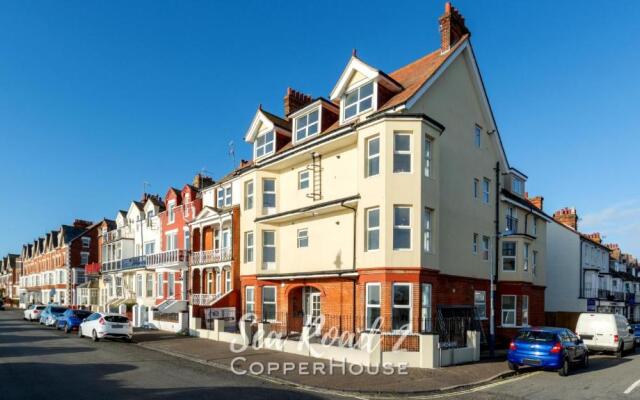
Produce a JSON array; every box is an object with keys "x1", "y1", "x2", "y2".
[
  {"x1": 507, "y1": 327, "x2": 589, "y2": 376},
  {"x1": 632, "y1": 324, "x2": 640, "y2": 346},
  {"x1": 56, "y1": 309, "x2": 94, "y2": 333}
]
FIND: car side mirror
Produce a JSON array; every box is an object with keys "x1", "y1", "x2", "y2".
[
  {"x1": 629, "y1": 328, "x2": 634, "y2": 334},
  {"x1": 82, "y1": 319, "x2": 87, "y2": 323}
]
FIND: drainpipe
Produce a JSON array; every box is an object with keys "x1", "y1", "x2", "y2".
[
  {"x1": 340, "y1": 200, "x2": 358, "y2": 333},
  {"x1": 490, "y1": 161, "x2": 500, "y2": 357}
]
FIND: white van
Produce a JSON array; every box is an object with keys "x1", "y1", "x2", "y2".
[{"x1": 575, "y1": 313, "x2": 635, "y2": 356}]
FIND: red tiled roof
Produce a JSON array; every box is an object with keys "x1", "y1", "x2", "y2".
[{"x1": 379, "y1": 34, "x2": 469, "y2": 112}]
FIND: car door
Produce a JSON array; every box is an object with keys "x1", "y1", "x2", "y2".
[
  {"x1": 568, "y1": 330, "x2": 585, "y2": 360},
  {"x1": 561, "y1": 330, "x2": 577, "y2": 362},
  {"x1": 82, "y1": 313, "x2": 95, "y2": 335}
]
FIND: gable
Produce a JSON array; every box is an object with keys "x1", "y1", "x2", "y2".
[{"x1": 404, "y1": 41, "x2": 510, "y2": 170}]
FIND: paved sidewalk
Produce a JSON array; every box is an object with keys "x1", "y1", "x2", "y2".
[{"x1": 134, "y1": 329, "x2": 515, "y2": 394}]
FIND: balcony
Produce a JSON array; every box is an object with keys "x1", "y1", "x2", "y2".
[
  {"x1": 101, "y1": 256, "x2": 146, "y2": 273},
  {"x1": 190, "y1": 248, "x2": 232, "y2": 266},
  {"x1": 611, "y1": 291, "x2": 625, "y2": 302},
  {"x1": 582, "y1": 287, "x2": 599, "y2": 299},
  {"x1": 103, "y1": 227, "x2": 134, "y2": 243},
  {"x1": 191, "y1": 293, "x2": 222, "y2": 306},
  {"x1": 146, "y1": 249, "x2": 189, "y2": 269}
]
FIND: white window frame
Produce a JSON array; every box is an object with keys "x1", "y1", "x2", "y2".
[
  {"x1": 423, "y1": 208, "x2": 432, "y2": 253},
  {"x1": 184, "y1": 229, "x2": 191, "y2": 251},
  {"x1": 472, "y1": 233, "x2": 478, "y2": 254},
  {"x1": 245, "y1": 286, "x2": 255, "y2": 316},
  {"x1": 216, "y1": 188, "x2": 225, "y2": 208},
  {"x1": 157, "y1": 272, "x2": 163, "y2": 297},
  {"x1": 294, "y1": 108, "x2": 320, "y2": 143},
  {"x1": 244, "y1": 180, "x2": 254, "y2": 210},
  {"x1": 255, "y1": 130, "x2": 275, "y2": 159},
  {"x1": 424, "y1": 136, "x2": 432, "y2": 177},
  {"x1": 482, "y1": 178, "x2": 490, "y2": 204},
  {"x1": 474, "y1": 290, "x2": 487, "y2": 319},
  {"x1": 474, "y1": 125, "x2": 481, "y2": 148},
  {"x1": 168, "y1": 273, "x2": 175, "y2": 298},
  {"x1": 365, "y1": 283, "x2": 381, "y2": 331},
  {"x1": 342, "y1": 81, "x2": 374, "y2": 121},
  {"x1": 482, "y1": 236, "x2": 490, "y2": 261},
  {"x1": 244, "y1": 231, "x2": 254, "y2": 263},
  {"x1": 262, "y1": 178, "x2": 276, "y2": 211},
  {"x1": 512, "y1": 177, "x2": 523, "y2": 195},
  {"x1": 297, "y1": 228, "x2": 309, "y2": 248},
  {"x1": 80, "y1": 251, "x2": 89, "y2": 265},
  {"x1": 298, "y1": 170, "x2": 310, "y2": 190},
  {"x1": 261, "y1": 286, "x2": 277, "y2": 322},
  {"x1": 392, "y1": 283, "x2": 412, "y2": 332},
  {"x1": 225, "y1": 269, "x2": 231, "y2": 292},
  {"x1": 166, "y1": 232, "x2": 177, "y2": 251},
  {"x1": 501, "y1": 295, "x2": 517, "y2": 327},
  {"x1": 421, "y1": 283, "x2": 432, "y2": 332},
  {"x1": 393, "y1": 132, "x2": 412, "y2": 173},
  {"x1": 224, "y1": 185, "x2": 232, "y2": 207},
  {"x1": 262, "y1": 230, "x2": 276, "y2": 269},
  {"x1": 81, "y1": 237, "x2": 91, "y2": 248},
  {"x1": 522, "y1": 295, "x2": 529, "y2": 326},
  {"x1": 366, "y1": 136, "x2": 380, "y2": 177},
  {"x1": 532, "y1": 250, "x2": 538, "y2": 275},
  {"x1": 366, "y1": 207, "x2": 380, "y2": 251},
  {"x1": 393, "y1": 206, "x2": 412, "y2": 250},
  {"x1": 146, "y1": 274, "x2": 153, "y2": 297},
  {"x1": 524, "y1": 243, "x2": 530, "y2": 271},
  {"x1": 502, "y1": 241, "x2": 517, "y2": 272},
  {"x1": 168, "y1": 200, "x2": 176, "y2": 223}
]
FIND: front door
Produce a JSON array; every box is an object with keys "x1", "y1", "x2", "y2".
[{"x1": 303, "y1": 288, "x2": 321, "y2": 336}]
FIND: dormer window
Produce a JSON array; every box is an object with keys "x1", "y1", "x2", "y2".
[
  {"x1": 344, "y1": 82, "x2": 374, "y2": 120},
  {"x1": 294, "y1": 109, "x2": 319, "y2": 143},
  {"x1": 512, "y1": 177, "x2": 524, "y2": 195},
  {"x1": 255, "y1": 130, "x2": 275, "y2": 159}
]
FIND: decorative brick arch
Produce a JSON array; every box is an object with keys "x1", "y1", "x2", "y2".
[{"x1": 284, "y1": 283, "x2": 326, "y2": 298}]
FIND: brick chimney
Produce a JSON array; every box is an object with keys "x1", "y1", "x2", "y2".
[
  {"x1": 284, "y1": 87, "x2": 313, "y2": 117},
  {"x1": 73, "y1": 219, "x2": 92, "y2": 229},
  {"x1": 192, "y1": 173, "x2": 214, "y2": 189},
  {"x1": 553, "y1": 207, "x2": 578, "y2": 230},
  {"x1": 584, "y1": 232, "x2": 602, "y2": 244},
  {"x1": 525, "y1": 193, "x2": 544, "y2": 210},
  {"x1": 439, "y1": 2, "x2": 470, "y2": 53}
]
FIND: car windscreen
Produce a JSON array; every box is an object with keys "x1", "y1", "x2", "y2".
[
  {"x1": 36, "y1": 306, "x2": 46, "y2": 310},
  {"x1": 73, "y1": 311, "x2": 92, "y2": 319},
  {"x1": 516, "y1": 330, "x2": 557, "y2": 342},
  {"x1": 51, "y1": 307, "x2": 67, "y2": 314},
  {"x1": 104, "y1": 316, "x2": 129, "y2": 323}
]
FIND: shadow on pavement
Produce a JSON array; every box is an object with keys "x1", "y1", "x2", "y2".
[
  {"x1": 2, "y1": 362, "x2": 326, "y2": 400},
  {"x1": 0, "y1": 334, "x2": 66, "y2": 344},
  {"x1": 0, "y1": 346, "x2": 96, "y2": 358}
]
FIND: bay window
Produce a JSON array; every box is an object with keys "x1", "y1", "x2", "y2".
[
  {"x1": 392, "y1": 283, "x2": 412, "y2": 331},
  {"x1": 393, "y1": 206, "x2": 411, "y2": 250},
  {"x1": 365, "y1": 283, "x2": 381, "y2": 330}
]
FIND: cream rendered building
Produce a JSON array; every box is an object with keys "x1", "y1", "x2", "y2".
[{"x1": 193, "y1": 3, "x2": 548, "y2": 345}]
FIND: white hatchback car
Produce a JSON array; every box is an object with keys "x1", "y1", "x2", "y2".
[
  {"x1": 23, "y1": 304, "x2": 46, "y2": 321},
  {"x1": 78, "y1": 312, "x2": 133, "y2": 342}
]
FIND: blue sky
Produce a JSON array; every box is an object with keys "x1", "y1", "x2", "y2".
[{"x1": 0, "y1": 1, "x2": 638, "y2": 256}]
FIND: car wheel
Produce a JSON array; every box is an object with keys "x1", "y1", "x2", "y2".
[
  {"x1": 616, "y1": 343, "x2": 623, "y2": 359},
  {"x1": 78, "y1": 327, "x2": 83, "y2": 338},
  {"x1": 123, "y1": 337, "x2": 132, "y2": 343},
  {"x1": 507, "y1": 361, "x2": 519, "y2": 371},
  {"x1": 64, "y1": 325, "x2": 70, "y2": 334},
  {"x1": 582, "y1": 352, "x2": 589, "y2": 368},
  {"x1": 558, "y1": 358, "x2": 570, "y2": 376},
  {"x1": 92, "y1": 329, "x2": 99, "y2": 342}
]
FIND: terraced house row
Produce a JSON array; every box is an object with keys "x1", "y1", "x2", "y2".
[{"x1": 2, "y1": 3, "x2": 638, "y2": 357}]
